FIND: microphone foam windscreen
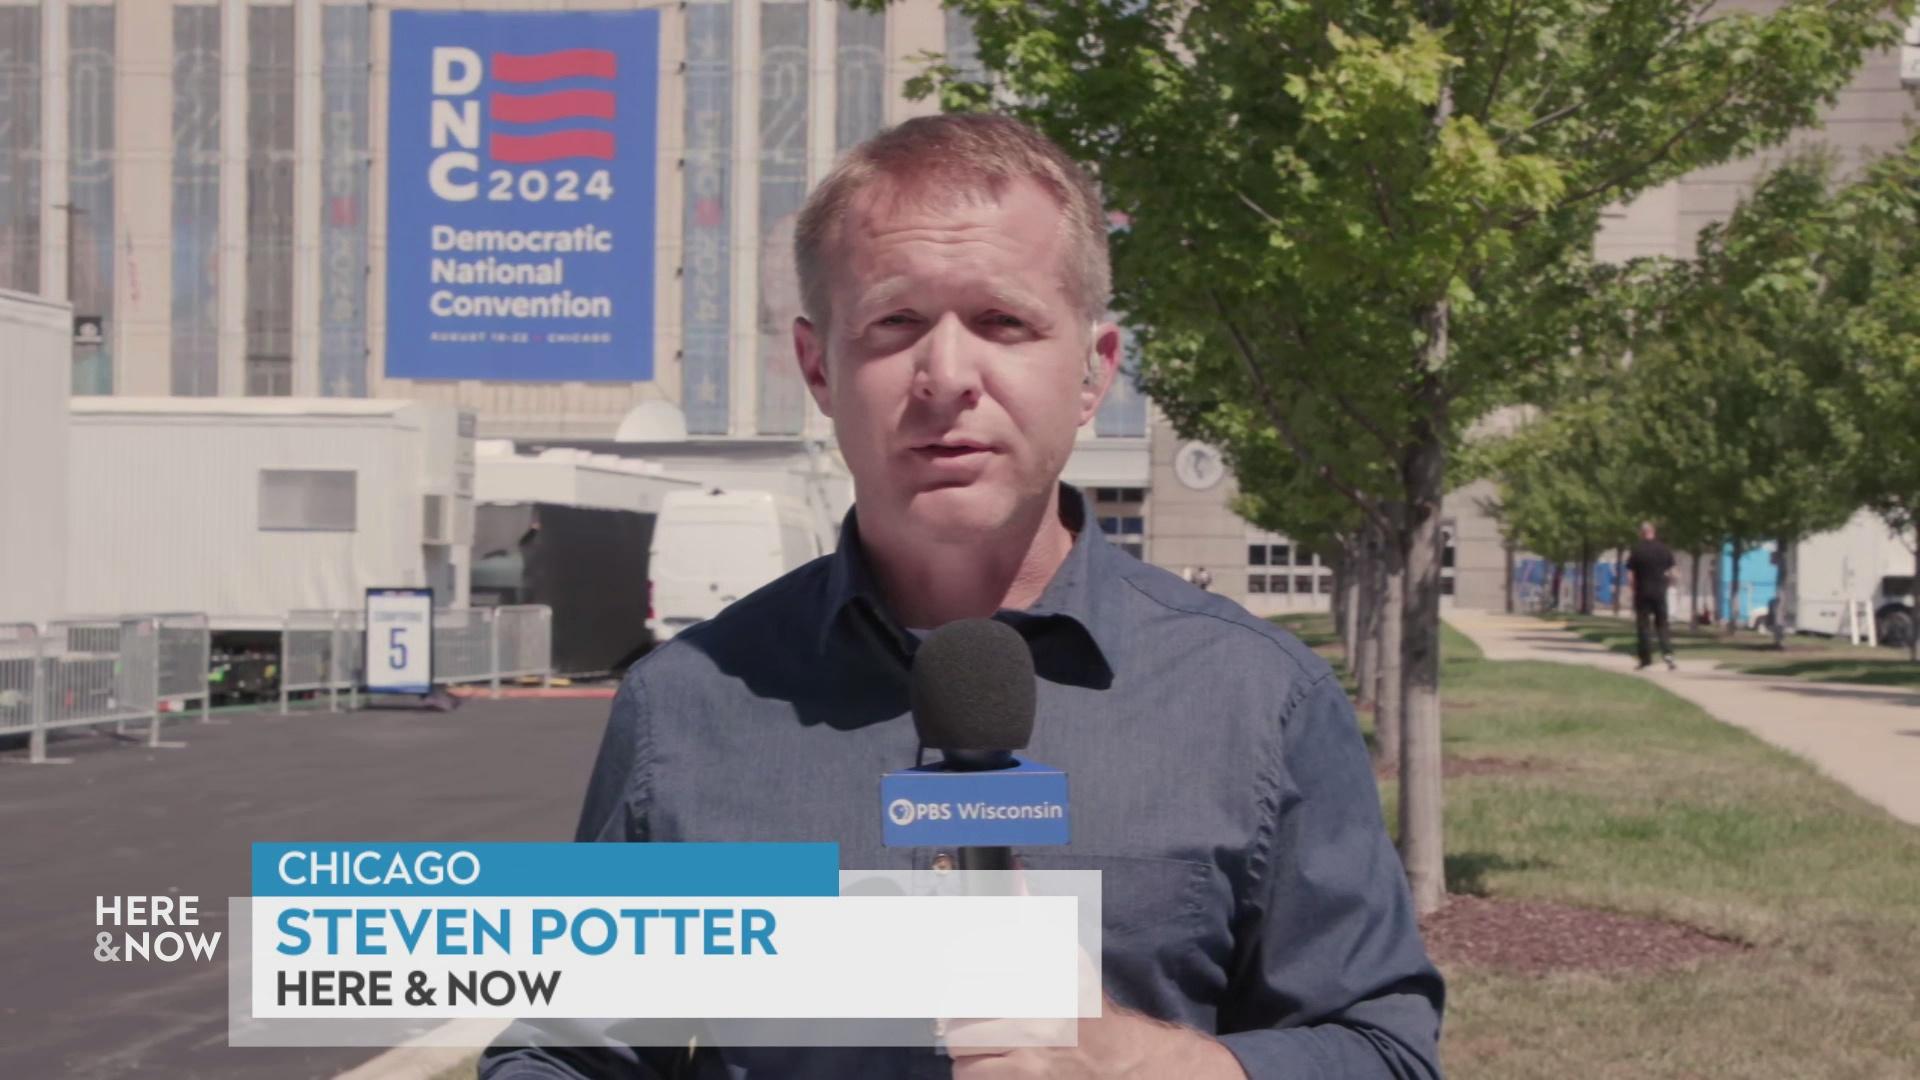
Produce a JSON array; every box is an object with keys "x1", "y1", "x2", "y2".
[{"x1": 909, "y1": 617, "x2": 1036, "y2": 752}]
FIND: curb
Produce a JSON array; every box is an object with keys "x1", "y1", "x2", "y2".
[{"x1": 446, "y1": 686, "x2": 617, "y2": 700}]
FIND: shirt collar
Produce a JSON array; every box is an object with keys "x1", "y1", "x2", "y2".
[{"x1": 817, "y1": 483, "x2": 1120, "y2": 679}]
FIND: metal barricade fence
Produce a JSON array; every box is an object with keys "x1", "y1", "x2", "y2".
[
  {"x1": 282, "y1": 605, "x2": 551, "y2": 708},
  {"x1": 5, "y1": 606, "x2": 554, "y2": 754},
  {"x1": 4, "y1": 605, "x2": 554, "y2": 761},
  {"x1": 153, "y1": 612, "x2": 212, "y2": 722},
  {"x1": 333, "y1": 610, "x2": 365, "y2": 711},
  {"x1": 0, "y1": 623, "x2": 41, "y2": 745},
  {"x1": 35, "y1": 616, "x2": 180, "y2": 761},
  {"x1": 281, "y1": 610, "x2": 372, "y2": 713},
  {"x1": 434, "y1": 607, "x2": 497, "y2": 687},
  {"x1": 281, "y1": 610, "x2": 341, "y2": 713},
  {"x1": 491, "y1": 606, "x2": 553, "y2": 692}
]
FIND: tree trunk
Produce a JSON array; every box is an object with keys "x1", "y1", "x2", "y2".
[
  {"x1": 1398, "y1": 341, "x2": 1448, "y2": 917},
  {"x1": 1338, "y1": 545, "x2": 1360, "y2": 668},
  {"x1": 1354, "y1": 529, "x2": 1380, "y2": 708},
  {"x1": 1578, "y1": 538, "x2": 1594, "y2": 615},
  {"x1": 1726, "y1": 538, "x2": 1745, "y2": 636},
  {"x1": 1548, "y1": 563, "x2": 1564, "y2": 612},
  {"x1": 1504, "y1": 543, "x2": 1515, "y2": 613},
  {"x1": 1327, "y1": 557, "x2": 1345, "y2": 651},
  {"x1": 1611, "y1": 549, "x2": 1625, "y2": 617},
  {"x1": 1690, "y1": 549, "x2": 1704, "y2": 628},
  {"x1": 1771, "y1": 538, "x2": 1791, "y2": 649},
  {"x1": 1711, "y1": 548, "x2": 1725, "y2": 625},
  {"x1": 1910, "y1": 526, "x2": 1918, "y2": 663},
  {"x1": 1375, "y1": 539, "x2": 1405, "y2": 772}
]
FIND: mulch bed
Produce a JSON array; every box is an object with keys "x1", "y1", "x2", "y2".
[
  {"x1": 1375, "y1": 755, "x2": 1556, "y2": 780},
  {"x1": 1419, "y1": 894, "x2": 1748, "y2": 975}
]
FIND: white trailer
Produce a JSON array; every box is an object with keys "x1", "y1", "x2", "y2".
[
  {"x1": 0, "y1": 290, "x2": 70, "y2": 626},
  {"x1": 474, "y1": 442, "x2": 698, "y2": 514},
  {"x1": 647, "y1": 488, "x2": 827, "y2": 643},
  {"x1": 1783, "y1": 509, "x2": 1917, "y2": 646},
  {"x1": 64, "y1": 398, "x2": 475, "y2": 625}
]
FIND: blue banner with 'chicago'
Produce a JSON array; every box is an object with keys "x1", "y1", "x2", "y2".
[{"x1": 386, "y1": 11, "x2": 657, "y2": 381}]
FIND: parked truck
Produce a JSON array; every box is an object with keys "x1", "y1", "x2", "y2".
[
  {"x1": 646, "y1": 489, "x2": 829, "y2": 644},
  {"x1": 1780, "y1": 510, "x2": 1916, "y2": 647}
]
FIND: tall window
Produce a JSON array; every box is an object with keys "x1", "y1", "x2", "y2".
[
  {"x1": 246, "y1": 4, "x2": 295, "y2": 397},
  {"x1": 681, "y1": 1, "x2": 733, "y2": 435},
  {"x1": 755, "y1": 1, "x2": 809, "y2": 435},
  {"x1": 172, "y1": 5, "x2": 221, "y2": 396},
  {"x1": 834, "y1": 6, "x2": 884, "y2": 153},
  {"x1": 319, "y1": 3, "x2": 369, "y2": 397},
  {"x1": 1093, "y1": 487, "x2": 1146, "y2": 560},
  {"x1": 945, "y1": 9, "x2": 984, "y2": 85},
  {"x1": 70, "y1": 3, "x2": 114, "y2": 394},
  {"x1": 0, "y1": 5, "x2": 41, "y2": 295}
]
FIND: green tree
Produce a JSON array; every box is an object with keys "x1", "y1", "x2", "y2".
[
  {"x1": 1823, "y1": 136, "x2": 1920, "y2": 657},
  {"x1": 1225, "y1": 421, "x2": 1407, "y2": 764},
  {"x1": 1625, "y1": 152, "x2": 1866, "y2": 635},
  {"x1": 1485, "y1": 397, "x2": 1638, "y2": 614},
  {"x1": 861, "y1": 0, "x2": 1907, "y2": 913}
]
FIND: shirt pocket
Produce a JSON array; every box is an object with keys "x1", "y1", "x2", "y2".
[
  {"x1": 1015, "y1": 851, "x2": 1216, "y2": 940},
  {"x1": 1015, "y1": 851, "x2": 1232, "y2": 1019}
]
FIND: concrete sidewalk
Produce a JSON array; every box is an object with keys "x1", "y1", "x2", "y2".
[{"x1": 1446, "y1": 610, "x2": 1920, "y2": 826}]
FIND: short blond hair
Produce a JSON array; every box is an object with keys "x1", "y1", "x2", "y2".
[{"x1": 794, "y1": 113, "x2": 1111, "y2": 330}]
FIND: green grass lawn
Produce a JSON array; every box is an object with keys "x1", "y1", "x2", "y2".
[
  {"x1": 1546, "y1": 612, "x2": 1920, "y2": 689},
  {"x1": 1273, "y1": 612, "x2": 1920, "y2": 1079}
]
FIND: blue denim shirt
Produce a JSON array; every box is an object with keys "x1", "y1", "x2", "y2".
[{"x1": 482, "y1": 486, "x2": 1443, "y2": 1079}]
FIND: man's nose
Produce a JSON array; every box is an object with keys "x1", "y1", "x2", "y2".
[{"x1": 912, "y1": 316, "x2": 983, "y2": 405}]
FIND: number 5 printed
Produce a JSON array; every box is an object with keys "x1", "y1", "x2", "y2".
[{"x1": 389, "y1": 627, "x2": 409, "y2": 669}]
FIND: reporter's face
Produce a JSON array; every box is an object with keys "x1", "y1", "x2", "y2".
[{"x1": 795, "y1": 178, "x2": 1116, "y2": 538}]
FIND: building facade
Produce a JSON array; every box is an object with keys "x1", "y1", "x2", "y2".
[{"x1": 0, "y1": 0, "x2": 1912, "y2": 615}]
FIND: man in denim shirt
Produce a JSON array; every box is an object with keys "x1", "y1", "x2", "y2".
[{"x1": 483, "y1": 114, "x2": 1442, "y2": 1079}]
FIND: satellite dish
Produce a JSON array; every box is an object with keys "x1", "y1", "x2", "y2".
[{"x1": 613, "y1": 400, "x2": 689, "y2": 443}]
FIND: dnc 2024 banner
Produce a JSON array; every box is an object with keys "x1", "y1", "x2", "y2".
[{"x1": 386, "y1": 11, "x2": 658, "y2": 382}]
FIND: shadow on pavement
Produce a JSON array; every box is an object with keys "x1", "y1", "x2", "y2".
[{"x1": 1753, "y1": 682, "x2": 1920, "y2": 709}]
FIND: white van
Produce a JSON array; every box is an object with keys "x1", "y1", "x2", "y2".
[{"x1": 646, "y1": 489, "x2": 826, "y2": 642}]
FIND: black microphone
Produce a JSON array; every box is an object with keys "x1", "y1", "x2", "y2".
[{"x1": 909, "y1": 618, "x2": 1036, "y2": 874}]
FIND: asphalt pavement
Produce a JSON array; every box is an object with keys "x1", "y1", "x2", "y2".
[{"x1": 0, "y1": 697, "x2": 612, "y2": 1079}]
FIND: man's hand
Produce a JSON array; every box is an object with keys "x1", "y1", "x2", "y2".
[{"x1": 946, "y1": 997, "x2": 1245, "y2": 1080}]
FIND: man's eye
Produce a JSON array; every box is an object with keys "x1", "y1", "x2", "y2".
[
  {"x1": 875, "y1": 314, "x2": 915, "y2": 327},
  {"x1": 982, "y1": 314, "x2": 1026, "y2": 329}
]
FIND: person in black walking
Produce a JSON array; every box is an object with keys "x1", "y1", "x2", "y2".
[{"x1": 1626, "y1": 521, "x2": 1677, "y2": 671}]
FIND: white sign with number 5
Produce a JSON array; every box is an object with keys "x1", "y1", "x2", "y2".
[{"x1": 366, "y1": 588, "x2": 435, "y2": 695}]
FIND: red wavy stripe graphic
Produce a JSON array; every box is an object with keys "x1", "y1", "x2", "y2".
[
  {"x1": 489, "y1": 130, "x2": 616, "y2": 164},
  {"x1": 490, "y1": 89, "x2": 616, "y2": 124},
  {"x1": 491, "y1": 49, "x2": 617, "y2": 83}
]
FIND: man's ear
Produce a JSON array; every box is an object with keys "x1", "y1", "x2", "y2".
[
  {"x1": 1077, "y1": 322, "x2": 1123, "y2": 424},
  {"x1": 794, "y1": 316, "x2": 833, "y2": 418}
]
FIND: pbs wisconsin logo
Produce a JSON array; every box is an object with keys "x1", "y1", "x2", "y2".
[{"x1": 887, "y1": 799, "x2": 918, "y2": 827}]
